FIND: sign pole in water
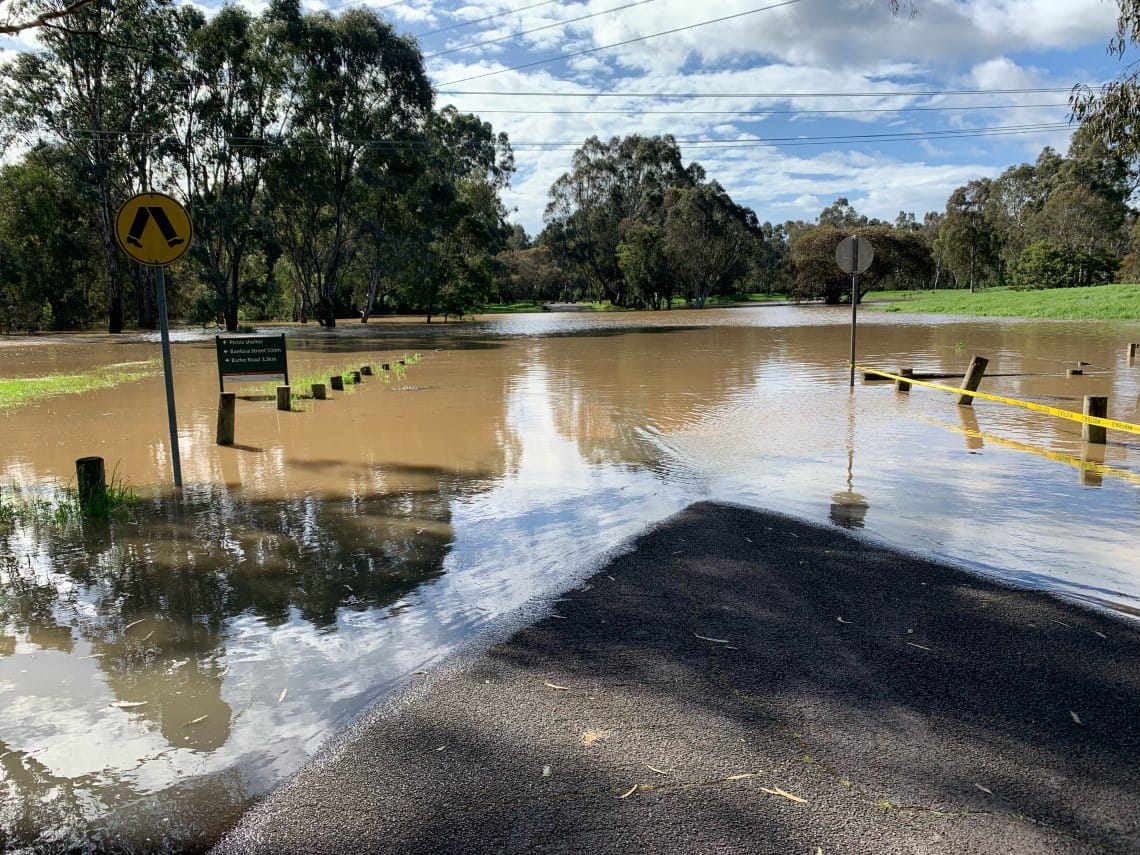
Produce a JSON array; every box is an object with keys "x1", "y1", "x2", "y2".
[
  {"x1": 835, "y1": 235, "x2": 874, "y2": 388},
  {"x1": 114, "y1": 192, "x2": 194, "y2": 489}
]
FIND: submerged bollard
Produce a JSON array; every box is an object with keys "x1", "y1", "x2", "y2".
[
  {"x1": 895, "y1": 367, "x2": 914, "y2": 393},
  {"x1": 361, "y1": 365, "x2": 373, "y2": 376},
  {"x1": 76, "y1": 456, "x2": 106, "y2": 513},
  {"x1": 330, "y1": 375, "x2": 345, "y2": 392},
  {"x1": 1083, "y1": 395, "x2": 1108, "y2": 444},
  {"x1": 1067, "y1": 368, "x2": 1084, "y2": 377},
  {"x1": 312, "y1": 383, "x2": 327, "y2": 400},
  {"x1": 350, "y1": 370, "x2": 361, "y2": 384},
  {"x1": 381, "y1": 363, "x2": 390, "y2": 371},
  {"x1": 1129, "y1": 343, "x2": 1139, "y2": 363},
  {"x1": 276, "y1": 386, "x2": 292, "y2": 411},
  {"x1": 217, "y1": 392, "x2": 236, "y2": 445},
  {"x1": 957, "y1": 355, "x2": 989, "y2": 407}
]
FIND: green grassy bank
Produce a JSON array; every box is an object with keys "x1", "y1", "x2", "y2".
[
  {"x1": 865, "y1": 284, "x2": 1140, "y2": 321},
  {"x1": 0, "y1": 362, "x2": 158, "y2": 411}
]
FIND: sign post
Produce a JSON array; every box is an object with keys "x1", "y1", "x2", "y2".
[
  {"x1": 835, "y1": 235, "x2": 874, "y2": 388},
  {"x1": 114, "y1": 192, "x2": 193, "y2": 488},
  {"x1": 215, "y1": 335, "x2": 289, "y2": 390}
]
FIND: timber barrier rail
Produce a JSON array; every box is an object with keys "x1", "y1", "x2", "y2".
[{"x1": 855, "y1": 362, "x2": 1140, "y2": 442}]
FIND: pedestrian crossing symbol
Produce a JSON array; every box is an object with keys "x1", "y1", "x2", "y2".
[{"x1": 114, "y1": 192, "x2": 193, "y2": 266}]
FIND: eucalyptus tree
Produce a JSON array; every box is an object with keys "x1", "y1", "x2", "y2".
[
  {"x1": 393, "y1": 105, "x2": 513, "y2": 321},
  {"x1": 179, "y1": 4, "x2": 287, "y2": 331},
  {"x1": 267, "y1": 0, "x2": 432, "y2": 327},
  {"x1": 544, "y1": 134, "x2": 694, "y2": 306},
  {"x1": 937, "y1": 179, "x2": 1001, "y2": 291},
  {"x1": 1, "y1": 0, "x2": 192, "y2": 332},
  {"x1": 0, "y1": 144, "x2": 102, "y2": 330},
  {"x1": 663, "y1": 181, "x2": 760, "y2": 307}
]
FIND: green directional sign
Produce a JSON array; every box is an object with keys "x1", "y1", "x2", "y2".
[{"x1": 216, "y1": 335, "x2": 289, "y2": 391}]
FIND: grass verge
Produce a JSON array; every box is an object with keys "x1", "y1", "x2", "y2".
[
  {"x1": 864, "y1": 284, "x2": 1140, "y2": 321},
  {"x1": 0, "y1": 361, "x2": 159, "y2": 411}
]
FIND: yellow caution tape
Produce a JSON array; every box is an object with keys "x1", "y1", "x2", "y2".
[
  {"x1": 856, "y1": 364, "x2": 1140, "y2": 436},
  {"x1": 928, "y1": 417, "x2": 1140, "y2": 486}
]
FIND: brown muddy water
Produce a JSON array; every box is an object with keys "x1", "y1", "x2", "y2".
[{"x1": 2, "y1": 306, "x2": 1140, "y2": 852}]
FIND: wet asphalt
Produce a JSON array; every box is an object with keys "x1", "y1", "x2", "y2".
[{"x1": 212, "y1": 502, "x2": 1140, "y2": 855}]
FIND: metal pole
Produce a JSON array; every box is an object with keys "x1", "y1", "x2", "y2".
[
  {"x1": 848, "y1": 237, "x2": 859, "y2": 388},
  {"x1": 155, "y1": 266, "x2": 183, "y2": 487}
]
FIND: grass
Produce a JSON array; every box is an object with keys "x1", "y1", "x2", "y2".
[
  {"x1": 0, "y1": 361, "x2": 159, "y2": 411},
  {"x1": 864, "y1": 284, "x2": 1140, "y2": 321},
  {"x1": 253, "y1": 352, "x2": 424, "y2": 403},
  {"x1": 0, "y1": 471, "x2": 138, "y2": 527},
  {"x1": 481, "y1": 302, "x2": 545, "y2": 313}
]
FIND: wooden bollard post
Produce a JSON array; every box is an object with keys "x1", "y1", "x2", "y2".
[
  {"x1": 330, "y1": 375, "x2": 344, "y2": 391},
  {"x1": 351, "y1": 370, "x2": 361, "y2": 383},
  {"x1": 381, "y1": 363, "x2": 390, "y2": 371},
  {"x1": 276, "y1": 386, "x2": 292, "y2": 411},
  {"x1": 1083, "y1": 395, "x2": 1108, "y2": 444},
  {"x1": 75, "y1": 456, "x2": 106, "y2": 513},
  {"x1": 397, "y1": 359, "x2": 405, "y2": 366},
  {"x1": 1067, "y1": 368, "x2": 1083, "y2": 377},
  {"x1": 957, "y1": 355, "x2": 989, "y2": 406},
  {"x1": 311, "y1": 383, "x2": 327, "y2": 400},
  {"x1": 217, "y1": 392, "x2": 236, "y2": 445},
  {"x1": 895, "y1": 367, "x2": 914, "y2": 393},
  {"x1": 361, "y1": 365, "x2": 373, "y2": 376},
  {"x1": 1129, "y1": 343, "x2": 1139, "y2": 364}
]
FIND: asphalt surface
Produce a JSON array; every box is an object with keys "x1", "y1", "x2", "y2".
[{"x1": 213, "y1": 502, "x2": 1140, "y2": 855}]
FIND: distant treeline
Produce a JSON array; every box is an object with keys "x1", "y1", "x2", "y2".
[
  {"x1": 506, "y1": 125, "x2": 1138, "y2": 310},
  {"x1": 0, "y1": 0, "x2": 1135, "y2": 332}
]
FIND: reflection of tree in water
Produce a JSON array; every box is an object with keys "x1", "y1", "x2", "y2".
[{"x1": 0, "y1": 470, "x2": 462, "y2": 851}]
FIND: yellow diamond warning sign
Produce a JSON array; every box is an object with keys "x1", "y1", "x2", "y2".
[{"x1": 115, "y1": 192, "x2": 193, "y2": 266}]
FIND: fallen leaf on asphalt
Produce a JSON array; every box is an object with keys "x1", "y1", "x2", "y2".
[
  {"x1": 646, "y1": 764, "x2": 669, "y2": 775},
  {"x1": 581, "y1": 729, "x2": 609, "y2": 746},
  {"x1": 550, "y1": 613, "x2": 567, "y2": 619},
  {"x1": 184, "y1": 715, "x2": 208, "y2": 727},
  {"x1": 278, "y1": 688, "x2": 288, "y2": 704},
  {"x1": 606, "y1": 575, "x2": 616, "y2": 582},
  {"x1": 974, "y1": 783, "x2": 993, "y2": 795},
  {"x1": 544, "y1": 681, "x2": 569, "y2": 690},
  {"x1": 905, "y1": 642, "x2": 931, "y2": 651},
  {"x1": 1094, "y1": 630, "x2": 1107, "y2": 639},
  {"x1": 1049, "y1": 619, "x2": 1072, "y2": 628},
  {"x1": 837, "y1": 617, "x2": 852, "y2": 624},
  {"x1": 1070, "y1": 711, "x2": 1082, "y2": 725},
  {"x1": 110, "y1": 701, "x2": 147, "y2": 709},
  {"x1": 694, "y1": 633, "x2": 730, "y2": 644},
  {"x1": 760, "y1": 786, "x2": 807, "y2": 804},
  {"x1": 122, "y1": 619, "x2": 146, "y2": 633},
  {"x1": 727, "y1": 773, "x2": 757, "y2": 781},
  {"x1": 619, "y1": 785, "x2": 638, "y2": 799}
]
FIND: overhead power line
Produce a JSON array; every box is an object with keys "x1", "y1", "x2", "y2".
[
  {"x1": 435, "y1": 0, "x2": 806, "y2": 86},
  {"x1": 437, "y1": 86, "x2": 1076, "y2": 98},
  {"x1": 414, "y1": 0, "x2": 562, "y2": 39},
  {"x1": 458, "y1": 102, "x2": 1068, "y2": 116},
  {"x1": 424, "y1": 0, "x2": 660, "y2": 60}
]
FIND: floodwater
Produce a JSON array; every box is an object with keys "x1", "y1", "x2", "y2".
[{"x1": 2, "y1": 306, "x2": 1139, "y2": 852}]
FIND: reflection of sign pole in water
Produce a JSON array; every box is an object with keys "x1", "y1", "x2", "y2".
[
  {"x1": 114, "y1": 193, "x2": 194, "y2": 489},
  {"x1": 836, "y1": 235, "x2": 874, "y2": 388}
]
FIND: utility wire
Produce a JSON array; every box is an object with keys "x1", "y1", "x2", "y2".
[
  {"x1": 438, "y1": 86, "x2": 1076, "y2": 98},
  {"x1": 436, "y1": 0, "x2": 805, "y2": 86},
  {"x1": 424, "y1": 0, "x2": 658, "y2": 60},
  {"x1": 458, "y1": 102, "x2": 1068, "y2": 116},
  {"x1": 414, "y1": 0, "x2": 562, "y2": 39}
]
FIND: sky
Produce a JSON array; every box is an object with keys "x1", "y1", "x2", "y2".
[
  {"x1": 380, "y1": 0, "x2": 1126, "y2": 236},
  {"x1": 4, "y1": 0, "x2": 1129, "y2": 237}
]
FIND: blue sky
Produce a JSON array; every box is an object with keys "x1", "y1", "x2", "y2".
[
  {"x1": 384, "y1": 0, "x2": 1126, "y2": 236},
  {"x1": 8, "y1": 0, "x2": 1128, "y2": 237}
]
